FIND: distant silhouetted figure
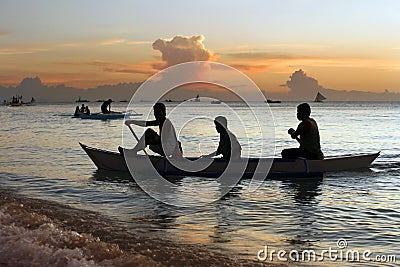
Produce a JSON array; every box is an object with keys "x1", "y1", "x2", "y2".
[
  {"x1": 282, "y1": 103, "x2": 324, "y2": 160},
  {"x1": 74, "y1": 106, "x2": 80, "y2": 117},
  {"x1": 202, "y1": 116, "x2": 241, "y2": 159},
  {"x1": 84, "y1": 106, "x2": 90, "y2": 115},
  {"x1": 101, "y1": 99, "x2": 112, "y2": 114},
  {"x1": 80, "y1": 104, "x2": 85, "y2": 113}
]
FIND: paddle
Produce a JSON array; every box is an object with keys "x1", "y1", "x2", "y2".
[{"x1": 126, "y1": 124, "x2": 149, "y2": 156}]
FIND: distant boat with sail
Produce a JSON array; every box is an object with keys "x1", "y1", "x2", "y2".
[{"x1": 314, "y1": 92, "x2": 326, "y2": 102}]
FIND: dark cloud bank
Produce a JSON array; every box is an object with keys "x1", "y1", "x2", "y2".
[
  {"x1": 0, "y1": 77, "x2": 142, "y2": 102},
  {"x1": 277, "y1": 69, "x2": 400, "y2": 101}
]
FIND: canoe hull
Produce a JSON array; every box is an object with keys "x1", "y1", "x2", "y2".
[
  {"x1": 77, "y1": 113, "x2": 125, "y2": 120},
  {"x1": 74, "y1": 112, "x2": 142, "y2": 120},
  {"x1": 79, "y1": 143, "x2": 379, "y2": 179}
]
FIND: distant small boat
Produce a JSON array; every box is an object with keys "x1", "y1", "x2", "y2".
[
  {"x1": 211, "y1": 100, "x2": 221, "y2": 104},
  {"x1": 75, "y1": 112, "x2": 125, "y2": 120},
  {"x1": 9, "y1": 95, "x2": 33, "y2": 106},
  {"x1": 74, "y1": 111, "x2": 142, "y2": 120},
  {"x1": 193, "y1": 94, "x2": 200, "y2": 102},
  {"x1": 10, "y1": 101, "x2": 22, "y2": 107},
  {"x1": 76, "y1": 97, "x2": 90, "y2": 103},
  {"x1": 10, "y1": 101, "x2": 34, "y2": 106},
  {"x1": 21, "y1": 97, "x2": 36, "y2": 106},
  {"x1": 119, "y1": 100, "x2": 128, "y2": 103},
  {"x1": 314, "y1": 92, "x2": 326, "y2": 102},
  {"x1": 164, "y1": 99, "x2": 181, "y2": 103},
  {"x1": 266, "y1": 99, "x2": 281, "y2": 103}
]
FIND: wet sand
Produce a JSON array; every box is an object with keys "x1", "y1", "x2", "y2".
[{"x1": 0, "y1": 189, "x2": 283, "y2": 267}]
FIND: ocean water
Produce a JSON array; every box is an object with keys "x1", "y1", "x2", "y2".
[{"x1": 0, "y1": 101, "x2": 399, "y2": 266}]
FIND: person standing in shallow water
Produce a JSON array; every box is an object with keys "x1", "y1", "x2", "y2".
[
  {"x1": 101, "y1": 99, "x2": 113, "y2": 114},
  {"x1": 282, "y1": 103, "x2": 324, "y2": 160},
  {"x1": 74, "y1": 106, "x2": 80, "y2": 117}
]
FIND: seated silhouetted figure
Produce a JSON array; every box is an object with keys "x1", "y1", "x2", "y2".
[{"x1": 282, "y1": 103, "x2": 324, "y2": 160}]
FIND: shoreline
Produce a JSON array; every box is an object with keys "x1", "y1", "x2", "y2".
[{"x1": 0, "y1": 189, "x2": 282, "y2": 266}]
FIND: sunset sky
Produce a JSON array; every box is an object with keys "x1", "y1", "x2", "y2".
[{"x1": 1, "y1": 0, "x2": 400, "y2": 93}]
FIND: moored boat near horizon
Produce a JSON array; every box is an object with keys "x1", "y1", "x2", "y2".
[
  {"x1": 314, "y1": 92, "x2": 326, "y2": 102},
  {"x1": 8, "y1": 95, "x2": 35, "y2": 106},
  {"x1": 9, "y1": 101, "x2": 22, "y2": 107},
  {"x1": 79, "y1": 143, "x2": 379, "y2": 179}
]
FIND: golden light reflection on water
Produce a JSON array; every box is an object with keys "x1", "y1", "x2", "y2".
[{"x1": 0, "y1": 102, "x2": 399, "y2": 265}]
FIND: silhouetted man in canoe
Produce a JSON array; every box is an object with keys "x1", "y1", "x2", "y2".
[
  {"x1": 101, "y1": 99, "x2": 112, "y2": 114},
  {"x1": 119, "y1": 102, "x2": 182, "y2": 157},
  {"x1": 282, "y1": 103, "x2": 324, "y2": 160},
  {"x1": 202, "y1": 116, "x2": 241, "y2": 159}
]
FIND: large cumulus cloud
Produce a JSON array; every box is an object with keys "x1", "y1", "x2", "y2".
[
  {"x1": 284, "y1": 69, "x2": 324, "y2": 100},
  {"x1": 152, "y1": 35, "x2": 216, "y2": 68}
]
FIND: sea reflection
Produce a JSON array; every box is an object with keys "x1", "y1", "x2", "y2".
[
  {"x1": 284, "y1": 179, "x2": 322, "y2": 204},
  {"x1": 91, "y1": 169, "x2": 133, "y2": 183},
  {"x1": 1, "y1": 102, "x2": 399, "y2": 264},
  {"x1": 280, "y1": 179, "x2": 322, "y2": 248}
]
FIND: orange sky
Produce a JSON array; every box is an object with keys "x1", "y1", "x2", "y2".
[{"x1": 1, "y1": 1, "x2": 400, "y2": 94}]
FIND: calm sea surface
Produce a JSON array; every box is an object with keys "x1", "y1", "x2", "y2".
[{"x1": 0, "y1": 101, "x2": 399, "y2": 266}]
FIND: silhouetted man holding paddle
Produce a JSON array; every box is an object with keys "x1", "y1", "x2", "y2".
[
  {"x1": 119, "y1": 103, "x2": 182, "y2": 157},
  {"x1": 282, "y1": 103, "x2": 324, "y2": 160}
]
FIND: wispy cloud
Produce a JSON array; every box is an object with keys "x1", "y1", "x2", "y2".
[
  {"x1": 99, "y1": 39, "x2": 152, "y2": 46},
  {"x1": 88, "y1": 60, "x2": 155, "y2": 75},
  {"x1": 217, "y1": 44, "x2": 332, "y2": 55},
  {"x1": 126, "y1": 40, "x2": 152, "y2": 45},
  {"x1": 220, "y1": 50, "x2": 400, "y2": 74},
  {"x1": 222, "y1": 52, "x2": 295, "y2": 60},
  {"x1": 99, "y1": 39, "x2": 127, "y2": 46},
  {"x1": 103, "y1": 67, "x2": 154, "y2": 75},
  {"x1": 229, "y1": 63, "x2": 271, "y2": 72},
  {"x1": 0, "y1": 46, "x2": 50, "y2": 55},
  {"x1": 57, "y1": 42, "x2": 83, "y2": 48},
  {"x1": 0, "y1": 38, "x2": 152, "y2": 56},
  {"x1": 0, "y1": 42, "x2": 84, "y2": 55},
  {"x1": 0, "y1": 30, "x2": 8, "y2": 37}
]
